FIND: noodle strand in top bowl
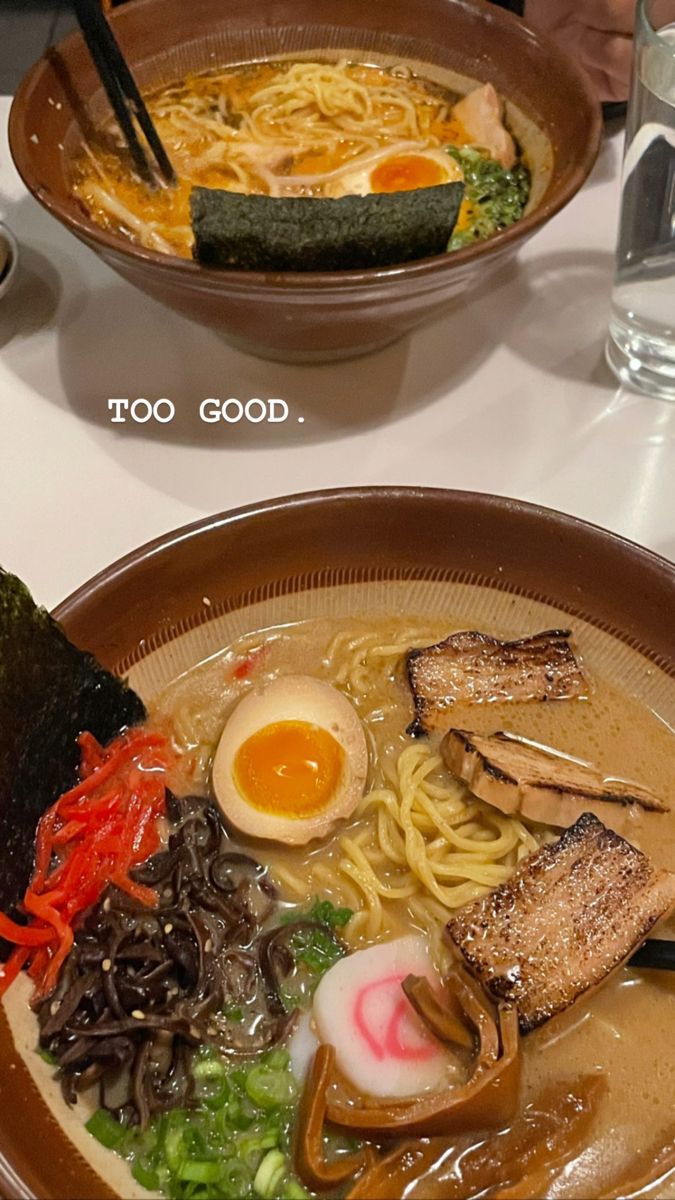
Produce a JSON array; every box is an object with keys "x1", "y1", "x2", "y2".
[{"x1": 72, "y1": 59, "x2": 525, "y2": 256}]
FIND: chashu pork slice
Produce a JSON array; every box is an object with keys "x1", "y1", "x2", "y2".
[
  {"x1": 441, "y1": 728, "x2": 668, "y2": 835},
  {"x1": 452, "y1": 83, "x2": 517, "y2": 170},
  {"x1": 447, "y1": 812, "x2": 675, "y2": 1032},
  {"x1": 406, "y1": 629, "x2": 586, "y2": 736}
]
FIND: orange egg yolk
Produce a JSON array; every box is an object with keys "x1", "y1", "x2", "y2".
[
  {"x1": 370, "y1": 154, "x2": 447, "y2": 193},
  {"x1": 233, "y1": 720, "x2": 345, "y2": 817}
]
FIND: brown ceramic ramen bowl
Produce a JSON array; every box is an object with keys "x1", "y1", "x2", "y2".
[
  {"x1": 8, "y1": 0, "x2": 601, "y2": 362},
  {"x1": 0, "y1": 487, "x2": 674, "y2": 1199}
]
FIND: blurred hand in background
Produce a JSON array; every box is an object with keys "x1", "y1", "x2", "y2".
[{"x1": 524, "y1": 0, "x2": 636, "y2": 101}]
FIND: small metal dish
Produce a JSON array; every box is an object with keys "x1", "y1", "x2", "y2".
[{"x1": 0, "y1": 223, "x2": 19, "y2": 300}]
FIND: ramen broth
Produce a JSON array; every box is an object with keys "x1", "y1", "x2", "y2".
[
  {"x1": 72, "y1": 59, "x2": 528, "y2": 258},
  {"x1": 4, "y1": 612, "x2": 675, "y2": 1198},
  {"x1": 155, "y1": 616, "x2": 675, "y2": 861},
  {"x1": 150, "y1": 614, "x2": 675, "y2": 1198}
]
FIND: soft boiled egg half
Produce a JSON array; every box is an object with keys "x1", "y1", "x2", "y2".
[
  {"x1": 212, "y1": 674, "x2": 368, "y2": 844},
  {"x1": 332, "y1": 147, "x2": 463, "y2": 198}
]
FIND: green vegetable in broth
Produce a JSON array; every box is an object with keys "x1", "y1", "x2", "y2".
[
  {"x1": 288, "y1": 923, "x2": 346, "y2": 979},
  {"x1": 306, "y1": 899, "x2": 353, "y2": 929},
  {"x1": 275, "y1": 898, "x2": 354, "y2": 1009},
  {"x1": 447, "y1": 146, "x2": 530, "y2": 250},
  {"x1": 280, "y1": 898, "x2": 353, "y2": 930},
  {"x1": 86, "y1": 1048, "x2": 308, "y2": 1199}
]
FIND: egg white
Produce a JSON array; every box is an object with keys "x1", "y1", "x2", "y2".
[
  {"x1": 333, "y1": 147, "x2": 464, "y2": 198},
  {"x1": 211, "y1": 674, "x2": 368, "y2": 845}
]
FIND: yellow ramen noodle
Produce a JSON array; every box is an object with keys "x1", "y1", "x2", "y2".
[
  {"x1": 73, "y1": 59, "x2": 479, "y2": 257},
  {"x1": 158, "y1": 620, "x2": 546, "y2": 961}
]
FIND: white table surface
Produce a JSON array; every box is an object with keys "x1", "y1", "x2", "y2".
[{"x1": 1, "y1": 96, "x2": 674, "y2": 613}]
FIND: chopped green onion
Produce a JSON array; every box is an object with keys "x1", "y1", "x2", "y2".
[
  {"x1": 253, "y1": 1150, "x2": 287, "y2": 1199},
  {"x1": 265, "y1": 1048, "x2": 290, "y2": 1071},
  {"x1": 85, "y1": 1109, "x2": 127, "y2": 1150},
  {"x1": 99, "y1": 1050, "x2": 307, "y2": 1198},
  {"x1": 239, "y1": 1127, "x2": 281, "y2": 1164},
  {"x1": 277, "y1": 898, "x2": 350, "y2": 1010},
  {"x1": 446, "y1": 145, "x2": 530, "y2": 250},
  {"x1": 216, "y1": 1092, "x2": 251, "y2": 1131},
  {"x1": 178, "y1": 1161, "x2": 221, "y2": 1183},
  {"x1": 131, "y1": 1159, "x2": 160, "y2": 1191},
  {"x1": 280, "y1": 897, "x2": 353, "y2": 929},
  {"x1": 308, "y1": 898, "x2": 353, "y2": 927},
  {"x1": 246, "y1": 1062, "x2": 295, "y2": 1110},
  {"x1": 164, "y1": 1125, "x2": 187, "y2": 1173},
  {"x1": 219, "y1": 1159, "x2": 254, "y2": 1198},
  {"x1": 193, "y1": 1055, "x2": 227, "y2": 1081},
  {"x1": 282, "y1": 1181, "x2": 310, "y2": 1199}
]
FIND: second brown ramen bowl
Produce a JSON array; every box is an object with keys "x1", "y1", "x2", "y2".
[
  {"x1": 0, "y1": 488, "x2": 674, "y2": 1198},
  {"x1": 9, "y1": 0, "x2": 601, "y2": 362}
]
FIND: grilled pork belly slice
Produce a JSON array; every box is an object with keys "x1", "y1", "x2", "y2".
[
  {"x1": 441, "y1": 729, "x2": 668, "y2": 835},
  {"x1": 406, "y1": 629, "x2": 586, "y2": 736},
  {"x1": 447, "y1": 812, "x2": 675, "y2": 1032}
]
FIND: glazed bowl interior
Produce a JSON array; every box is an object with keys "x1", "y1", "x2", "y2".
[
  {"x1": 0, "y1": 488, "x2": 674, "y2": 1199},
  {"x1": 7, "y1": 0, "x2": 602, "y2": 359}
]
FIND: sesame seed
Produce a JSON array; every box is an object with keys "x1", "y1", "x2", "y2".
[
  {"x1": 131, "y1": 1009, "x2": 145, "y2": 1020},
  {"x1": 164, "y1": 923, "x2": 173, "y2": 934},
  {"x1": 102, "y1": 959, "x2": 112, "y2": 972},
  {"x1": 50, "y1": 1000, "x2": 61, "y2": 1015},
  {"x1": 204, "y1": 938, "x2": 213, "y2": 954},
  {"x1": 103, "y1": 897, "x2": 111, "y2": 912},
  {"x1": 203, "y1": 596, "x2": 212, "y2": 606}
]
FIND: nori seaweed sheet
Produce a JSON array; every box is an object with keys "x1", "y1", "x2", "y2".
[
  {"x1": 190, "y1": 182, "x2": 464, "y2": 272},
  {"x1": 0, "y1": 569, "x2": 145, "y2": 929}
]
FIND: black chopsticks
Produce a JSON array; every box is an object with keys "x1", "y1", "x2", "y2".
[
  {"x1": 628, "y1": 939, "x2": 675, "y2": 972},
  {"x1": 73, "y1": 0, "x2": 176, "y2": 188}
]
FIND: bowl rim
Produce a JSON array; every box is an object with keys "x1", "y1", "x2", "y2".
[
  {"x1": 8, "y1": 0, "x2": 603, "y2": 290},
  {"x1": 53, "y1": 485, "x2": 675, "y2": 625}
]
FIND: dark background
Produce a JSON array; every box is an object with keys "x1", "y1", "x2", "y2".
[
  {"x1": 0, "y1": 0, "x2": 524, "y2": 94},
  {"x1": 0, "y1": 1, "x2": 77, "y2": 92}
]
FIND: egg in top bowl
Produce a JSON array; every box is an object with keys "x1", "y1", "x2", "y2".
[
  {"x1": 327, "y1": 147, "x2": 466, "y2": 199},
  {"x1": 212, "y1": 674, "x2": 368, "y2": 843}
]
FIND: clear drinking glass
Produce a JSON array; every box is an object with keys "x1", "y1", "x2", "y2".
[{"x1": 606, "y1": 0, "x2": 675, "y2": 399}]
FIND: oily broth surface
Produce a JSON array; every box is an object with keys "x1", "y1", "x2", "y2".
[
  {"x1": 72, "y1": 60, "x2": 471, "y2": 258},
  {"x1": 154, "y1": 614, "x2": 675, "y2": 899},
  {"x1": 152, "y1": 614, "x2": 675, "y2": 1198},
  {"x1": 153, "y1": 614, "x2": 675, "y2": 863},
  {"x1": 395, "y1": 974, "x2": 675, "y2": 1199}
]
